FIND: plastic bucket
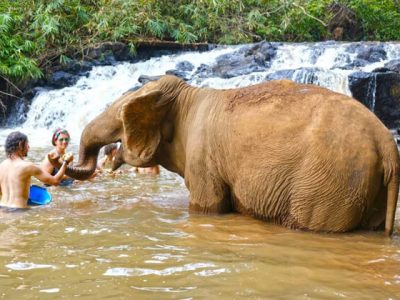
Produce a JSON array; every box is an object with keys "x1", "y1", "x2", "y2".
[{"x1": 28, "y1": 185, "x2": 52, "y2": 205}]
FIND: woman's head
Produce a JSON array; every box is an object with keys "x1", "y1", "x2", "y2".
[{"x1": 52, "y1": 128, "x2": 70, "y2": 149}]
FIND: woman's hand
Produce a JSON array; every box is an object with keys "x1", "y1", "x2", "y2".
[{"x1": 62, "y1": 153, "x2": 74, "y2": 164}]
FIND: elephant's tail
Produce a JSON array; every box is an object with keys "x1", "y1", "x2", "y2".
[{"x1": 383, "y1": 153, "x2": 400, "y2": 236}]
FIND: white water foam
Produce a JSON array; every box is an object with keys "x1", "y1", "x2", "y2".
[{"x1": 6, "y1": 262, "x2": 55, "y2": 270}]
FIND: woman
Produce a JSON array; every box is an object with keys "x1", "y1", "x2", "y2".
[{"x1": 41, "y1": 128, "x2": 75, "y2": 186}]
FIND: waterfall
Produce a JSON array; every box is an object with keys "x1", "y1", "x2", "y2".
[
  {"x1": 2, "y1": 41, "x2": 400, "y2": 146},
  {"x1": 367, "y1": 73, "x2": 377, "y2": 112}
]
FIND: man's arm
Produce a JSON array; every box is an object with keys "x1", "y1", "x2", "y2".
[
  {"x1": 32, "y1": 161, "x2": 68, "y2": 186},
  {"x1": 32, "y1": 153, "x2": 73, "y2": 186}
]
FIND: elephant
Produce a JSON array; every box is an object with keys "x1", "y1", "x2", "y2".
[{"x1": 50, "y1": 75, "x2": 400, "y2": 235}]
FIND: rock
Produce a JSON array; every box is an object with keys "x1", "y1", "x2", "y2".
[
  {"x1": 346, "y1": 43, "x2": 387, "y2": 63},
  {"x1": 176, "y1": 61, "x2": 194, "y2": 72},
  {"x1": 265, "y1": 70, "x2": 295, "y2": 81},
  {"x1": 138, "y1": 75, "x2": 162, "y2": 84},
  {"x1": 210, "y1": 41, "x2": 277, "y2": 78},
  {"x1": 165, "y1": 69, "x2": 189, "y2": 80},
  {"x1": 371, "y1": 67, "x2": 391, "y2": 73},
  {"x1": 339, "y1": 58, "x2": 369, "y2": 69},
  {"x1": 85, "y1": 42, "x2": 133, "y2": 62},
  {"x1": 384, "y1": 59, "x2": 400, "y2": 73},
  {"x1": 192, "y1": 64, "x2": 213, "y2": 78},
  {"x1": 348, "y1": 71, "x2": 400, "y2": 128},
  {"x1": 62, "y1": 60, "x2": 93, "y2": 74},
  {"x1": 22, "y1": 87, "x2": 47, "y2": 101},
  {"x1": 47, "y1": 71, "x2": 80, "y2": 89}
]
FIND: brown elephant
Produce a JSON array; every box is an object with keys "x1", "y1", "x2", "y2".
[{"x1": 50, "y1": 75, "x2": 400, "y2": 235}]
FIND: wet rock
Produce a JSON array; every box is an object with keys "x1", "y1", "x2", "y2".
[
  {"x1": 176, "y1": 61, "x2": 194, "y2": 72},
  {"x1": 192, "y1": 63, "x2": 213, "y2": 78},
  {"x1": 357, "y1": 44, "x2": 386, "y2": 62},
  {"x1": 371, "y1": 67, "x2": 391, "y2": 73},
  {"x1": 265, "y1": 70, "x2": 295, "y2": 81},
  {"x1": 138, "y1": 75, "x2": 162, "y2": 84},
  {"x1": 384, "y1": 59, "x2": 400, "y2": 73},
  {"x1": 348, "y1": 71, "x2": 376, "y2": 107},
  {"x1": 165, "y1": 69, "x2": 189, "y2": 80},
  {"x1": 61, "y1": 60, "x2": 93, "y2": 74},
  {"x1": 85, "y1": 42, "x2": 133, "y2": 62},
  {"x1": 22, "y1": 87, "x2": 47, "y2": 101},
  {"x1": 4, "y1": 96, "x2": 31, "y2": 126},
  {"x1": 47, "y1": 71, "x2": 80, "y2": 89},
  {"x1": 346, "y1": 43, "x2": 387, "y2": 63},
  {"x1": 340, "y1": 58, "x2": 369, "y2": 69},
  {"x1": 211, "y1": 41, "x2": 277, "y2": 78},
  {"x1": 348, "y1": 71, "x2": 400, "y2": 128}
]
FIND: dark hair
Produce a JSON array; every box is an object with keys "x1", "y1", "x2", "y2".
[
  {"x1": 52, "y1": 128, "x2": 70, "y2": 146},
  {"x1": 5, "y1": 131, "x2": 28, "y2": 157},
  {"x1": 104, "y1": 143, "x2": 118, "y2": 156}
]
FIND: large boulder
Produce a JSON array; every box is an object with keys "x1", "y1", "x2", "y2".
[
  {"x1": 265, "y1": 70, "x2": 295, "y2": 81},
  {"x1": 384, "y1": 59, "x2": 400, "y2": 73},
  {"x1": 348, "y1": 71, "x2": 400, "y2": 128},
  {"x1": 47, "y1": 71, "x2": 80, "y2": 89},
  {"x1": 346, "y1": 43, "x2": 387, "y2": 63},
  {"x1": 211, "y1": 41, "x2": 278, "y2": 78}
]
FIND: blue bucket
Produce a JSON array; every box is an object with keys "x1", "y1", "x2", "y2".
[{"x1": 28, "y1": 185, "x2": 52, "y2": 206}]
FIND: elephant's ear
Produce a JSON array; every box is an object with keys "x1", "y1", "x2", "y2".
[{"x1": 120, "y1": 90, "x2": 166, "y2": 162}]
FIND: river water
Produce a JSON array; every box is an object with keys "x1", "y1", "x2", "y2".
[
  {"x1": 0, "y1": 147, "x2": 400, "y2": 298},
  {"x1": 1, "y1": 42, "x2": 400, "y2": 298}
]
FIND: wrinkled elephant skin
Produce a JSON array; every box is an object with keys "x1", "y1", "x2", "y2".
[{"x1": 61, "y1": 75, "x2": 399, "y2": 235}]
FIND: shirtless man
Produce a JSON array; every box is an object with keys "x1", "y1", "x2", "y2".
[{"x1": 0, "y1": 131, "x2": 73, "y2": 209}]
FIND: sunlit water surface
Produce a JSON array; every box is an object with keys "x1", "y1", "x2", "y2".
[{"x1": 0, "y1": 146, "x2": 400, "y2": 299}]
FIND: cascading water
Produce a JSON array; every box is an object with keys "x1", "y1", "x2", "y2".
[
  {"x1": 367, "y1": 73, "x2": 377, "y2": 112},
  {"x1": 2, "y1": 41, "x2": 400, "y2": 146}
]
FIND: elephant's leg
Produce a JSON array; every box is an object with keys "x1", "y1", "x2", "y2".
[
  {"x1": 186, "y1": 170, "x2": 231, "y2": 214},
  {"x1": 361, "y1": 184, "x2": 387, "y2": 230}
]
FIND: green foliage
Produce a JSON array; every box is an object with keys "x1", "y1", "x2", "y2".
[
  {"x1": 349, "y1": 0, "x2": 400, "y2": 40},
  {"x1": 0, "y1": 12, "x2": 42, "y2": 80},
  {"x1": 0, "y1": 0, "x2": 400, "y2": 85}
]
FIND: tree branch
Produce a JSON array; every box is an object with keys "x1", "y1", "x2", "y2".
[
  {"x1": 0, "y1": 75, "x2": 23, "y2": 94},
  {"x1": 292, "y1": 3, "x2": 327, "y2": 27}
]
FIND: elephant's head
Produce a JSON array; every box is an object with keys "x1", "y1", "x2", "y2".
[{"x1": 53, "y1": 76, "x2": 180, "y2": 180}]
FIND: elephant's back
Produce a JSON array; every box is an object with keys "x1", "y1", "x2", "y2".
[
  {"x1": 223, "y1": 80, "x2": 397, "y2": 232},
  {"x1": 225, "y1": 79, "x2": 341, "y2": 113}
]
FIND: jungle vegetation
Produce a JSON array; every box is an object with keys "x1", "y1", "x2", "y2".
[{"x1": 0, "y1": 0, "x2": 400, "y2": 88}]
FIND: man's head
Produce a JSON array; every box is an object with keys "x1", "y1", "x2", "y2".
[{"x1": 5, "y1": 131, "x2": 29, "y2": 158}]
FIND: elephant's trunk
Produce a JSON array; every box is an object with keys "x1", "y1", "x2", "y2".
[
  {"x1": 66, "y1": 144, "x2": 101, "y2": 180},
  {"x1": 58, "y1": 110, "x2": 122, "y2": 180}
]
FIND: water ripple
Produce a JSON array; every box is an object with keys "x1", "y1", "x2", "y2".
[
  {"x1": 6, "y1": 262, "x2": 55, "y2": 270},
  {"x1": 104, "y1": 262, "x2": 215, "y2": 277}
]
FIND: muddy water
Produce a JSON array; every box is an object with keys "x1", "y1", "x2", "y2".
[{"x1": 0, "y1": 147, "x2": 400, "y2": 299}]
